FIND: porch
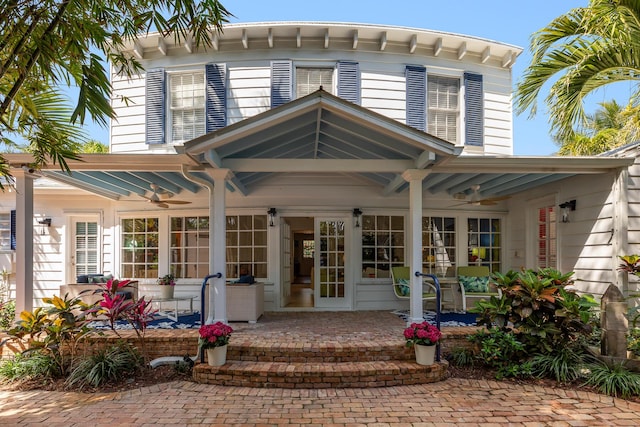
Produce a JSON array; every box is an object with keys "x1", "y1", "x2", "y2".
[{"x1": 87, "y1": 311, "x2": 477, "y2": 388}]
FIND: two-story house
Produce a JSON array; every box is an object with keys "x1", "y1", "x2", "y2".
[{"x1": 2, "y1": 22, "x2": 636, "y2": 324}]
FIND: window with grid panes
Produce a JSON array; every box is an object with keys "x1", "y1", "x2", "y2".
[
  {"x1": 170, "y1": 216, "x2": 209, "y2": 278},
  {"x1": 428, "y1": 75, "x2": 459, "y2": 143},
  {"x1": 0, "y1": 213, "x2": 12, "y2": 251},
  {"x1": 537, "y1": 206, "x2": 557, "y2": 268},
  {"x1": 121, "y1": 218, "x2": 159, "y2": 279},
  {"x1": 361, "y1": 215, "x2": 404, "y2": 279},
  {"x1": 467, "y1": 217, "x2": 501, "y2": 273},
  {"x1": 225, "y1": 215, "x2": 268, "y2": 279},
  {"x1": 170, "y1": 72, "x2": 205, "y2": 142},
  {"x1": 422, "y1": 216, "x2": 456, "y2": 276},
  {"x1": 296, "y1": 68, "x2": 333, "y2": 98}
]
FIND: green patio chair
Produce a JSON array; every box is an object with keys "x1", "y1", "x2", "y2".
[
  {"x1": 390, "y1": 266, "x2": 439, "y2": 309},
  {"x1": 456, "y1": 266, "x2": 502, "y2": 311}
]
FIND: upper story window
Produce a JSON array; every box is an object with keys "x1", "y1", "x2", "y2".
[
  {"x1": 296, "y1": 68, "x2": 333, "y2": 98},
  {"x1": 428, "y1": 75, "x2": 459, "y2": 143},
  {"x1": 170, "y1": 72, "x2": 205, "y2": 143}
]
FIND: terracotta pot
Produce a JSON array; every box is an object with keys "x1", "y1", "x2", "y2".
[
  {"x1": 414, "y1": 344, "x2": 436, "y2": 365},
  {"x1": 206, "y1": 345, "x2": 228, "y2": 366},
  {"x1": 160, "y1": 285, "x2": 174, "y2": 299}
]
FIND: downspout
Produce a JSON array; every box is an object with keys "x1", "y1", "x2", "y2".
[{"x1": 181, "y1": 165, "x2": 217, "y2": 323}]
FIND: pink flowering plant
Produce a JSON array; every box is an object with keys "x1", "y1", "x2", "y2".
[
  {"x1": 198, "y1": 321, "x2": 233, "y2": 350},
  {"x1": 403, "y1": 321, "x2": 442, "y2": 347}
]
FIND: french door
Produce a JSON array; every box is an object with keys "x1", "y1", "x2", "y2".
[{"x1": 314, "y1": 218, "x2": 350, "y2": 308}]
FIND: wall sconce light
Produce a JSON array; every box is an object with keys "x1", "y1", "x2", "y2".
[
  {"x1": 267, "y1": 208, "x2": 277, "y2": 227},
  {"x1": 559, "y1": 200, "x2": 576, "y2": 223},
  {"x1": 37, "y1": 218, "x2": 51, "y2": 235},
  {"x1": 353, "y1": 208, "x2": 362, "y2": 227}
]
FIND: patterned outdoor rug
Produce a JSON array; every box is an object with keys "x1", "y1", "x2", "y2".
[
  {"x1": 88, "y1": 312, "x2": 202, "y2": 330},
  {"x1": 392, "y1": 309, "x2": 479, "y2": 327}
]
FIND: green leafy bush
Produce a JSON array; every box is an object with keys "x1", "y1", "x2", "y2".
[
  {"x1": 468, "y1": 328, "x2": 525, "y2": 369},
  {"x1": 66, "y1": 342, "x2": 143, "y2": 389},
  {"x1": 0, "y1": 299, "x2": 15, "y2": 330},
  {"x1": 529, "y1": 344, "x2": 587, "y2": 383},
  {"x1": 0, "y1": 351, "x2": 60, "y2": 382},
  {"x1": 472, "y1": 268, "x2": 598, "y2": 355},
  {"x1": 583, "y1": 360, "x2": 640, "y2": 399}
]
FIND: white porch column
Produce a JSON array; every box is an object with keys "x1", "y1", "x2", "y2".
[
  {"x1": 208, "y1": 169, "x2": 232, "y2": 324},
  {"x1": 612, "y1": 168, "x2": 629, "y2": 296},
  {"x1": 402, "y1": 169, "x2": 430, "y2": 324},
  {"x1": 13, "y1": 169, "x2": 34, "y2": 316}
]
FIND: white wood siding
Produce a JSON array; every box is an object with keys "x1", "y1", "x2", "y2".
[
  {"x1": 110, "y1": 45, "x2": 515, "y2": 155},
  {"x1": 506, "y1": 172, "x2": 617, "y2": 299}
]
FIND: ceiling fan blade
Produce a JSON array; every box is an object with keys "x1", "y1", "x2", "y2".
[
  {"x1": 155, "y1": 202, "x2": 169, "y2": 208},
  {"x1": 162, "y1": 200, "x2": 192, "y2": 205}
]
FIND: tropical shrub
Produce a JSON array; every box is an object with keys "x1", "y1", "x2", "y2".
[
  {"x1": 529, "y1": 344, "x2": 587, "y2": 383},
  {"x1": 583, "y1": 360, "x2": 640, "y2": 399},
  {"x1": 472, "y1": 268, "x2": 598, "y2": 355},
  {"x1": 0, "y1": 352, "x2": 60, "y2": 383},
  {"x1": 66, "y1": 342, "x2": 142, "y2": 389},
  {"x1": 0, "y1": 299, "x2": 15, "y2": 330},
  {"x1": 6, "y1": 294, "x2": 94, "y2": 376}
]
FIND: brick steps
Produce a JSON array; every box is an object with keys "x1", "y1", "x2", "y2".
[
  {"x1": 193, "y1": 341, "x2": 449, "y2": 388},
  {"x1": 193, "y1": 359, "x2": 448, "y2": 388}
]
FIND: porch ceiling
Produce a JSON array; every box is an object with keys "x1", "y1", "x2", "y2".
[{"x1": 3, "y1": 90, "x2": 634, "y2": 202}]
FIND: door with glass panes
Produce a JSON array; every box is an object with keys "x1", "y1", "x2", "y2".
[
  {"x1": 70, "y1": 217, "x2": 100, "y2": 280},
  {"x1": 314, "y1": 218, "x2": 350, "y2": 308}
]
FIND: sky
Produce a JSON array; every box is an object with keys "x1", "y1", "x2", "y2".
[{"x1": 87, "y1": 0, "x2": 632, "y2": 156}]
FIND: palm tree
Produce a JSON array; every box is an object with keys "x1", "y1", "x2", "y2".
[
  {"x1": 556, "y1": 100, "x2": 640, "y2": 155},
  {"x1": 0, "y1": 0, "x2": 232, "y2": 177},
  {"x1": 514, "y1": 0, "x2": 640, "y2": 145}
]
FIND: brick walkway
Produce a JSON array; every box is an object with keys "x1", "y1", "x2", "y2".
[
  {"x1": 2, "y1": 311, "x2": 640, "y2": 425},
  {"x1": 1, "y1": 378, "x2": 640, "y2": 425}
]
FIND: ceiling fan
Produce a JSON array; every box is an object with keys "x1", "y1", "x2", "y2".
[
  {"x1": 142, "y1": 183, "x2": 192, "y2": 208},
  {"x1": 453, "y1": 185, "x2": 510, "y2": 206}
]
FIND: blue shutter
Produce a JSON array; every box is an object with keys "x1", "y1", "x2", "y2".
[
  {"x1": 464, "y1": 72, "x2": 484, "y2": 146},
  {"x1": 145, "y1": 68, "x2": 166, "y2": 145},
  {"x1": 337, "y1": 61, "x2": 360, "y2": 105},
  {"x1": 206, "y1": 63, "x2": 227, "y2": 132},
  {"x1": 271, "y1": 60, "x2": 292, "y2": 108},
  {"x1": 10, "y1": 209, "x2": 15, "y2": 250},
  {"x1": 405, "y1": 65, "x2": 426, "y2": 131}
]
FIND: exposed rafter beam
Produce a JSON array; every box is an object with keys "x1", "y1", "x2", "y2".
[
  {"x1": 268, "y1": 28, "x2": 273, "y2": 48},
  {"x1": 241, "y1": 29, "x2": 248, "y2": 49},
  {"x1": 383, "y1": 174, "x2": 407, "y2": 196},
  {"x1": 314, "y1": 109, "x2": 321, "y2": 159},
  {"x1": 409, "y1": 34, "x2": 417, "y2": 54},
  {"x1": 296, "y1": 28, "x2": 301, "y2": 48},
  {"x1": 415, "y1": 151, "x2": 436, "y2": 169},
  {"x1": 481, "y1": 46, "x2": 490, "y2": 63},
  {"x1": 157, "y1": 38, "x2": 167, "y2": 56},
  {"x1": 184, "y1": 36, "x2": 193, "y2": 54},
  {"x1": 324, "y1": 29, "x2": 329, "y2": 48},
  {"x1": 211, "y1": 33, "x2": 219, "y2": 51},
  {"x1": 204, "y1": 150, "x2": 247, "y2": 196},
  {"x1": 352, "y1": 30, "x2": 358, "y2": 49},
  {"x1": 457, "y1": 42, "x2": 467, "y2": 60},
  {"x1": 133, "y1": 41, "x2": 144, "y2": 59},
  {"x1": 502, "y1": 51, "x2": 514, "y2": 68},
  {"x1": 380, "y1": 32, "x2": 387, "y2": 51},
  {"x1": 433, "y1": 37, "x2": 442, "y2": 56}
]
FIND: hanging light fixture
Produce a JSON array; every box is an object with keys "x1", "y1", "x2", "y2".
[
  {"x1": 267, "y1": 208, "x2": 277, "y2": 227},
  {"x1": 352, "y1": 208, "x2": 362, "y2": 227}
]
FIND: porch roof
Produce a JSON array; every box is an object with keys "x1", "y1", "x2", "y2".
[{"x1": 3, "y1": 89, "x2": 635, "y2": 201}]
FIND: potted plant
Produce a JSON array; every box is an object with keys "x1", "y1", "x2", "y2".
[
  {"x1": 157, "y1": 274, "x2": 176, "y2": 299},
  {"x1": 404, "y1": 321, "x2": 442, "y2": 365},
  {"x1": 198, "y1": 321, "x2": 233, "y2": 366}
]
